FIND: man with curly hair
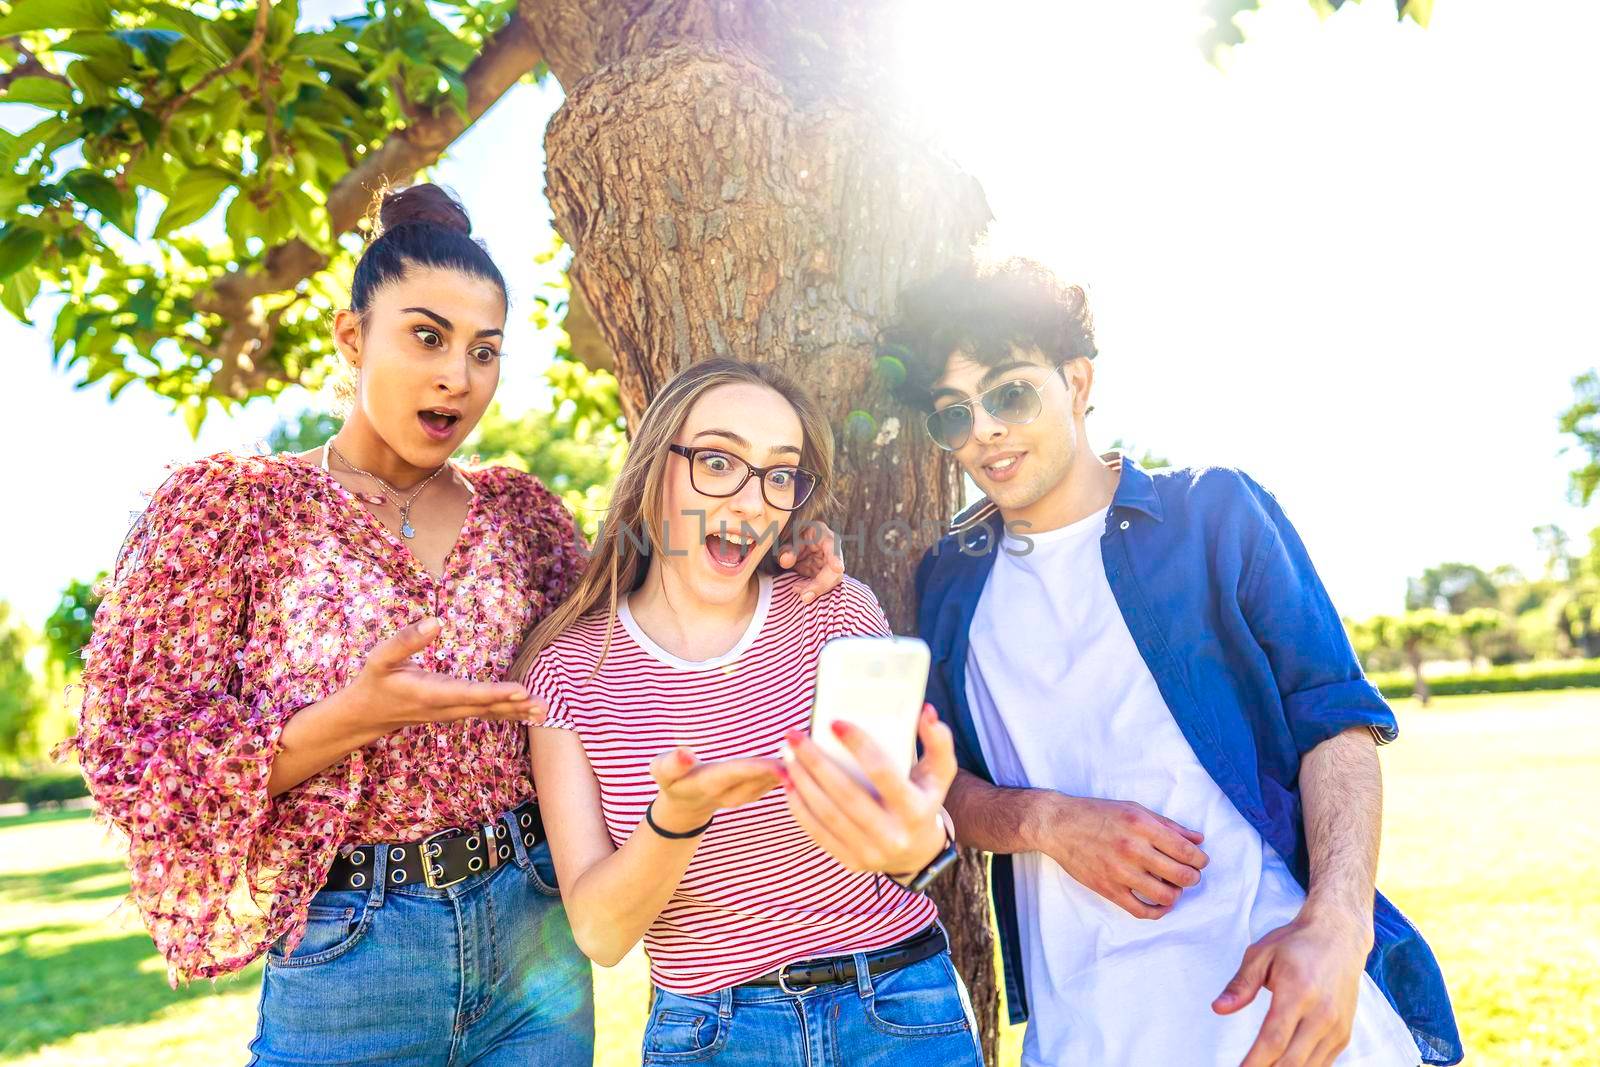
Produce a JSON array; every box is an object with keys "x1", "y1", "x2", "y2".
[{"x1": 894, "y1": 260, "x2": 1460, "y2": 1067}]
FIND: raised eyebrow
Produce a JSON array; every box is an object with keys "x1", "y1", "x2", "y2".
[
  {"x1": 401, "y1": 307, "x2": 454, "y2": 331},
  {"x1": 472, "y1": 328, "x2": 504, "y2": 341},
  {"x1": 928, "y1": 385, "x2": 967, "y2": 406},
  {"x1": 768, "y1": 444, "x2": 802, "y2": 458},
  {"x1": 692, "y1": 429, "x2": 751, "y2": 449}
]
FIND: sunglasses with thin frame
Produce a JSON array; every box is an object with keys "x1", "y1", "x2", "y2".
[
  {"x1": 668, "y1": 444, "x2": 818, "y2": 511},
  {"x1": 924, "y1": 360, "x2": 1071, "y2": 451}
]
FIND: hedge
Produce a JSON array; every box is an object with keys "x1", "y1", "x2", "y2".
[
  {"x1": 1370, "y1": 659, "x2": 1600, "y2": 700},
  {"x1": 18, "y1": 773, "x2": 90, "y2": 809}
]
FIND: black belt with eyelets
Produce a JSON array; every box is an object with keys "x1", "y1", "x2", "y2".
[
  {"x1": 324, "y1": 800, "x2": 545, "y2": 892},
  {"x1": 747, "y1": 923, "x2": 947, "y2": 992}
]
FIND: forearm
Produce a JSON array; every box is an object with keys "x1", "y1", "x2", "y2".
[
  {"x1": 1298, "y1": 726, "x2": 1382, "y2": 949},
  {"x1": 563, "y1": 799, "x2": 703, "y2": 966},
  {"x1": 267, "y1": 688, "x2": 390, "y2": 797},
  {"x1": 945, "y1": 768, "x2": 1061, "y2": 854}
]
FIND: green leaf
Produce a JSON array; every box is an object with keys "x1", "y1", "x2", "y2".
[
  {"x1": 1401, "y1": 0, "x2": 1433, "y2": 27},
  {"x1": 145, "y1": 4, "x2": 235, "y2": 66},
  {"x1": 1, "y1": 268, "x2": 41, "y2": 322},
  {"x1": 113, "y1": 29, "x2": 182, "y2": 71},
  {"x1": 125, "y1": 149, "x2": 174, "y2": 196},
  {"x1": 181, "y1": 397, "x2": 207, "y2": 438},
  {"x1": 63, "y1": 170, "x2": 132, "y2": 235},
  {"x1": 0, "y1": 225, "x2": 46, "y2": 280},
  {"x1": 50, "y1": 31, "x2": 130, "y2": 62},
  {"x1": 3, "y1": 76, "x2": 77, "y2": 111},
  {"x1": 66, "y1": 60, "x2": 112, "y2": 106},
  {"x1": 0, "y1": 0, "x2": 113, "y2": 34},
  {"x1": 359, "y1": 51, "x2": 403, "y2": 90},
  {"x1": 154, "y1": 166, "x2": 236, "y2": 238}
]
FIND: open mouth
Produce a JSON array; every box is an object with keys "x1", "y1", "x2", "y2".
[
  {"x1": 418, "y1": 409, "x2": 461, "y2": 440},
  {"x1": 705, "y1": 531, "x2": 755, "y2": 573},
  {"x1": 982, "y1": 452, "x2": 1024, "y2": 481}
]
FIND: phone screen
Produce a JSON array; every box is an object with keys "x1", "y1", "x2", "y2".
[{"x1": 808, "y1": 636, "x2": 931, "y2": 786}]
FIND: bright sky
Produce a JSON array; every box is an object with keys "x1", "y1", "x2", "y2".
[{"x1": 3, "y1": 0, "x2": 1595, "y2": 629}]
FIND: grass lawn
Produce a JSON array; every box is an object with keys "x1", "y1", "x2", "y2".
[{"x1": 3, "y1": 689, "x2": 1595, "y2": 1065}]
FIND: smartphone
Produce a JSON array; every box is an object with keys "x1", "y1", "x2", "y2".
[{"x1": 808, "y1": 636, "x2": 931, "y2": 787}]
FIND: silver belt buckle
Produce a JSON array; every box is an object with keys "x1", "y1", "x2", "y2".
[
  {"x1": 777, "y1": 963, "x2": 817, "y2": 996},
  {"x1": 421, "y1": 828, "x2": 468, "y2": 890}
]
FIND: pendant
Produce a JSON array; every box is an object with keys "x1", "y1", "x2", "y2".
[{"x1": 401, "y1": 520, "x2": 416, "y2": 539}]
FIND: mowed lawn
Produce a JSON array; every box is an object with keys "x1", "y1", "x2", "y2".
[{"x1": 2, "y1": 689, "x2": 1595, "y2": 1066}]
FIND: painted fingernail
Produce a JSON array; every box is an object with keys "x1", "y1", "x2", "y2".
[
  {"x1": 785, "y1": 729, "x2": 806, "y2": 746},
  {"x1": 830, "y1": 721, "x2": 850, "y2": 738}
]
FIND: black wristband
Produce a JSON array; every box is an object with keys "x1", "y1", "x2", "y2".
[{"x1": 645, "y1": 798, "x2": 713, "y2": 840}]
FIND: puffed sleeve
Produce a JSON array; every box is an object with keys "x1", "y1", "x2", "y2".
[{"x1": 59, "y1": 456, "x2": 288, "y2": 983}]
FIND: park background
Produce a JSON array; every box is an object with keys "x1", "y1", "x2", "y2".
[{"x1": 2, "y1": 0, "x2": 1597, "y2": 1064}]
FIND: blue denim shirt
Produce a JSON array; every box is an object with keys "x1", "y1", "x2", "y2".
[{"x1": 914, "y1": 460, "x2": 1462, "y2": 1065}]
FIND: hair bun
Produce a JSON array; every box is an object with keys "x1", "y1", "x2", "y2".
[{"x1": 376, "y1": 184, "x2": 472, "y2": 237}]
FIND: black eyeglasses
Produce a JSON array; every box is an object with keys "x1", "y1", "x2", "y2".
[
  {"x1": 668, "y1": 444, "x2": 818, "y2": 511},
  {"x1": 924, "y1": 361, "x2": 1071, "y2": 451}
]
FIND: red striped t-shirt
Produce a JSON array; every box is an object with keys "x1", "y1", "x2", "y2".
[{"x1": 525, "y1": 572, "x2": 938, "y2": 994}]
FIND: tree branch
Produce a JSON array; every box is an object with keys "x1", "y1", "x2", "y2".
[
  {"x1": 192, "y1": 11, "x2": 545, "y2": 395},
  {"x1": 0, "y1": 37, "x2": 71, "y2": 91},
  {"x1": 161, "y1": 0, "x2": 273, "y2": 123}
]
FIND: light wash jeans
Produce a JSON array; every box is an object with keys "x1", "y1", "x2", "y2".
[
  {"x1": 642, "y1": 942, "x2": 983, "y2": 1066},
  {"x1": 247, "y1": 829, "x2": 594, "y2": 1067}
]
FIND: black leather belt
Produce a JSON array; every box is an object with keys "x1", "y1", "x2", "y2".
[
  {"x1": 324, "y1": 800, "x2": 544, "y2": 892},
  {"x1": 748, "y1": 924, "x2": 947, "y2": 993}
]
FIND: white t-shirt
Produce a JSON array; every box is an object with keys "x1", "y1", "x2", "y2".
[{"x1": 964, "y1": 506, "x2": 1420, "y2": 1066}]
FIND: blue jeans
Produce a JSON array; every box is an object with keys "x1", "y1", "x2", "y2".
[
  {"x1": 642, "y1": 946, "x2": 983, "y2": 1066},
  {"x1": 247, "y1": 832, "x2": 594, "y2": 1067}
]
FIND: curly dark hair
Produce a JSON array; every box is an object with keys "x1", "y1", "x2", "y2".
[{"x1": 882, "y1": 258, "x2": 1097, "y2": 410}]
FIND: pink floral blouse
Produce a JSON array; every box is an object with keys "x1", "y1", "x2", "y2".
[{"x1": 61, "y1": 452, "x2": 584, "y2": 984}]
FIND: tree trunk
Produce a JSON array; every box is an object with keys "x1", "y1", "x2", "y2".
[
  {"x1": 525, "y1": 1, "x2": 1000, "y2": 1056},
  {"x1": 1405, "y1": 642, "x2": 1431, "y2": 706}
]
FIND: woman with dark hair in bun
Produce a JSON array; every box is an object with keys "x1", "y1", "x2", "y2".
[{"x1": 62, "y1": 184, "x2": 845, "y2": 1065}]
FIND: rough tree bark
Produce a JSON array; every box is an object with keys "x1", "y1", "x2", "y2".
[{"x1": 522, "y1": 0, "x2": 1001, "y2": 1055}]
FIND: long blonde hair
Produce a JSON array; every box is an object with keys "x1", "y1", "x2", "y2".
[{"x1": 511, "y1": 359, "x2": 836, "y2": 680}]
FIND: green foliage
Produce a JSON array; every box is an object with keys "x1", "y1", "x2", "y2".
[
  {"x1": 1560, "y1": 370, "x2": 1599, "y2": 507},
  {"x1": 264, "y1": 406, "x2": 341, "y2": 453},
  {"x1": 1368, "y1": 658, "x2": 1600, "y2": 700},
  {"x1": 464, "y1": 356, "x2": 626, "y2": 540},
  {"x1": 1106, "y1": 438, "x2": 1170, "y2": 470},
  {"x1": 42, "y1": 576, "x2": 102, "y2": 673},
  {"x1": 1202, "y1": 0, "x2": 1430, "y2": 59},
  {"x1": 1405, "y1": 561, "x2": 1497, "y2": 613},
  {"x1": 0, "y1": 0, "x2": 526, "y2": 425},
  {"x1": 0, "y1": 602, "x2": 45, "y2": 763},
  {"x1": 17, "y1": 771, "x2": 89, "y2": 808}
]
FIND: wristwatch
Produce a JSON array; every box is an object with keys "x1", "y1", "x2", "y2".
[{"x1": 902, "y1": 808, "x2": 959, "y2": 895}]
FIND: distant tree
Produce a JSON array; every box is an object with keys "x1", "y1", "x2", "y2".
[
  {"x1": 265, "y1": 408, "x2": 342, "y2": 453},
  {"x1": 42, "y1": 576, "x2": 102, "y2": 675},
  {"x1": 1375, "y1": 610, "x2": 1455, "y2": 705},
  {"x1": 1106, "y1": 438, "x2": 1170, "y2": 470},
  {"x1": 1559, "y1": 370, "x2": 1599, "y2": 506},
  {"x1": 1455, "y1": 607, "x2": 1507, "y2": 670},
  {"x1": 0, "y1": 601, "x2": 44, "y2": 763},
  {"x1": 463, "y1": 357, "x2": 626, "y2": 540},
  {"x1": 1405, "y1": 562, "x2": 1497, "y2": 614},
  {"x1": 1532, "y1": 524, "x2": 1575, "y2": 583}
]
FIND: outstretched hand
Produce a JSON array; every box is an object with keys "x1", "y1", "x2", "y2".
[
  {"x1": 353, "y1": 617, "x2": 544, "y2": 728},
  {"x1": 648, "y1": 747, "x2": 783, "y2": 834}
]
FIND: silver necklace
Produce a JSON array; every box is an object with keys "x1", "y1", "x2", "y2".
[{"x1": 325, "y1": 440, "x2": 449, "y2": 540}]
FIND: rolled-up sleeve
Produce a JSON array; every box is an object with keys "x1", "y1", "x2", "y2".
[{"x1": 1239, "y1": 490, "x2": 1398, "y2": 754}]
